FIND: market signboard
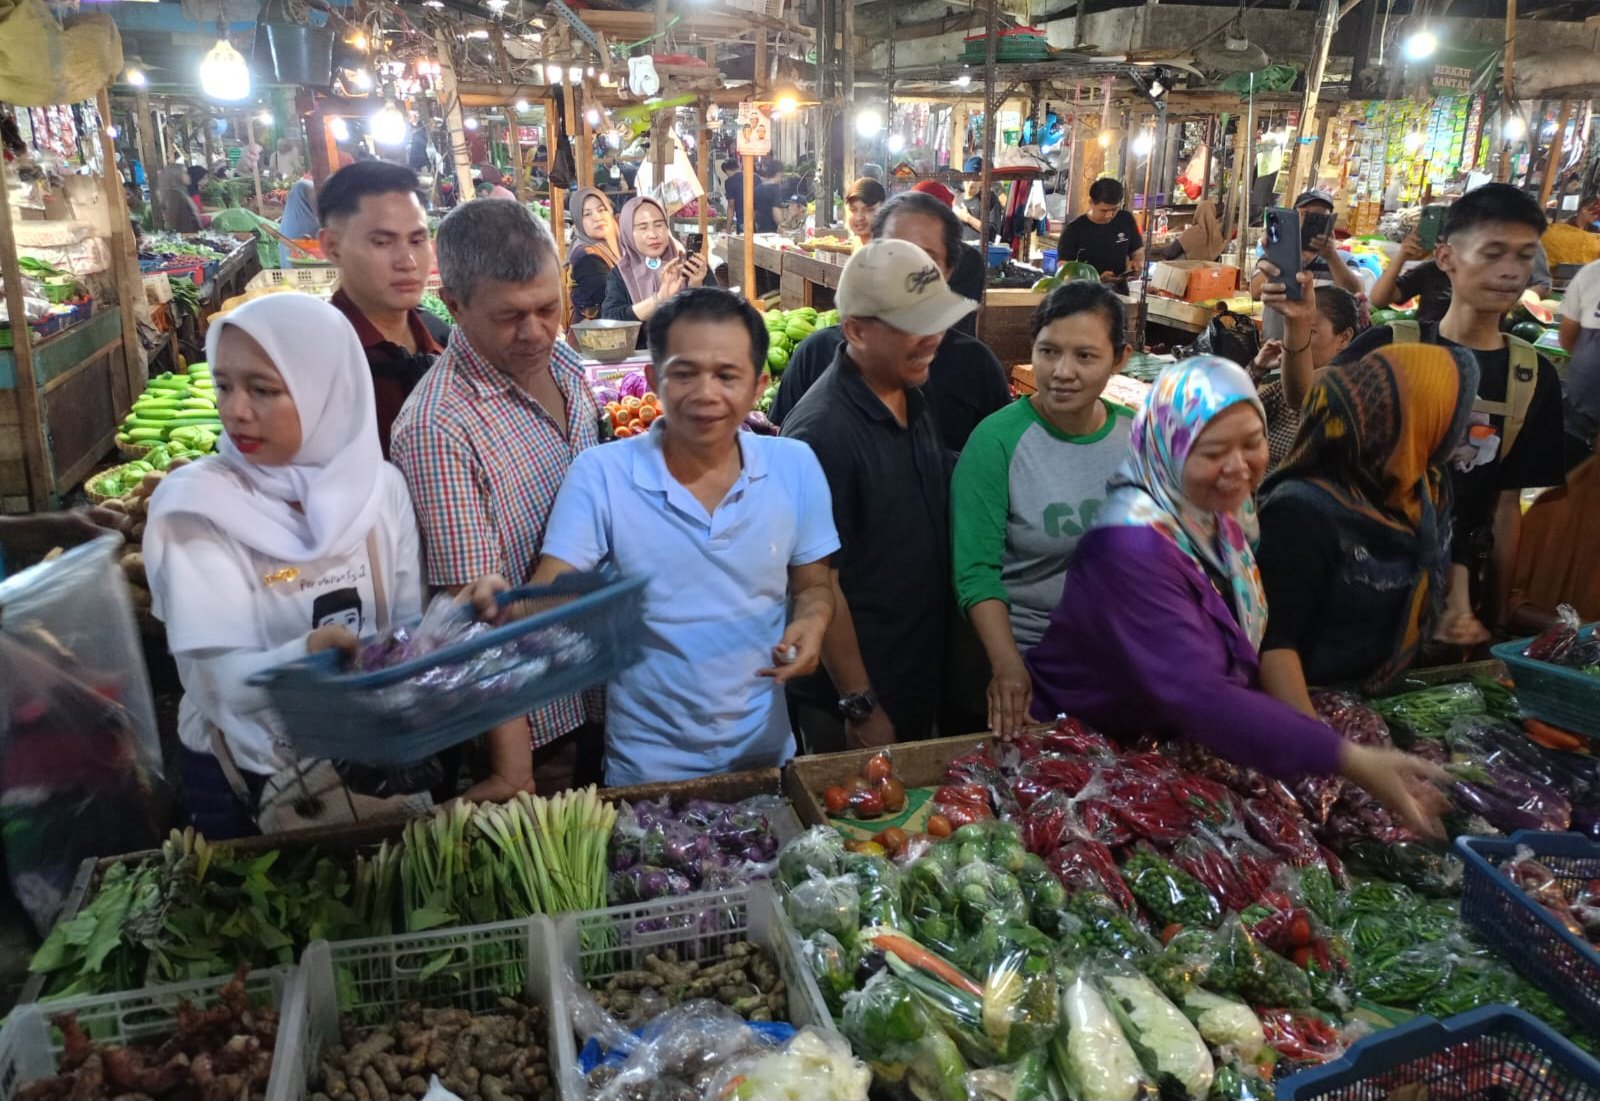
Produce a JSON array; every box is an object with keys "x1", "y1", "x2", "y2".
[
  {"x1": 1417, "y1": 42, "x2": 1500, "y2": 97},
  {"x1": 737, "y1": 102, "x2": 771, "y2": 157}
]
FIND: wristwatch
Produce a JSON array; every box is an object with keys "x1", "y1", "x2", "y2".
[{"x1": 838, "y1": 689, "x2": 878, "y2": 722}]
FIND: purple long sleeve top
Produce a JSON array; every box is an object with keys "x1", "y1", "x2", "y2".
[{"x1": 1024, "y1": 524, "x2": 1345, "y2": 780}]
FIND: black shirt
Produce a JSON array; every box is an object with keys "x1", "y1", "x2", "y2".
[
  {"x1": 781, "y1": 350, "x2": 953, "y2": 736},
  {"x1": 1392, "y1": 261, "x2": 1452, "y2": 326},
  {"x1": 1057, "y1": 211, "x2": 1144, "y2": 285},
  {"x1": 599, "y1": 266, "x2": 718, "y2": 346},
  {"x1": 767, "y1": 325, "x2": 1010, "y2": 453},
  {"x1": 724, "y1": 171, "x2": 745, "y2": 230},
  {"x1": 962, "y1": 192, "x2": 1004, "y2": 243},
  {"x1": 752, "y1": 182, "x2": 782, "y2": 233},
  {"x1": 949, "y1": 244, "x2": 986, "y2": 336},
  {"x1": 568, "y1": 252, "x2": 614, "y2": 325},
  {"x1": 1257, "y1": 486, "x2": 1417, "y2": 688},
  {"x1": 1336, "y1": 324, "x2": 1567, "y2": 569}
]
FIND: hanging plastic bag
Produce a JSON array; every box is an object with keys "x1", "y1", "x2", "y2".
[{"x1": 0, "y1": 536, "x2": 164, "y2": 933}]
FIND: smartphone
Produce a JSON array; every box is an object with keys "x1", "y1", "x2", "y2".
[
  {"x1": 1417, "y1": 204, "x2": 1447, "y2": 251},
  {"x1": 684, "y1": 231, "x2": 705, "y2": 254},
  {"x1": 1300, "y1": 210, "x2": 1333, "y2": 244},
  {"x1": 1263, "y1": 206, "x2": 1304, "y2": 300}
]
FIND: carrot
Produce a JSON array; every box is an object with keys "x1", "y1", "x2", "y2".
[
  {"x1": 1525, "y1": 718, "x2": 1586, "y2": 752},
  {"x1": 868, "y1": 931, "x2": 985, "y2": 998}
]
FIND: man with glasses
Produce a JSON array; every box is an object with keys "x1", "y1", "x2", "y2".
[
  {"x1": 319, "y1": 161, "x2": 450, "y2": 458},
  {"x1": 782, "y1": 240, "x2": 976, "y2": 751}
]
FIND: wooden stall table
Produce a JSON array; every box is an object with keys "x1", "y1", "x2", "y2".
[
  {"x1": 718, "y1": 234, "x2": 787, "y2": 295},
  {"x1": 780, "y1": 249, "x2": 847, "y2": 311},
  {"x1": 981, "y1": 288, "x2": 1043, "y2": 368},
  {"x1": 1145, "y1": 295, "x2": 1213, "y2": 343}
]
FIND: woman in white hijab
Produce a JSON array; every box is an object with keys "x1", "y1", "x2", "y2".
[{"x1": 144, "y1": 293, "x2": 503, "y2": 836}]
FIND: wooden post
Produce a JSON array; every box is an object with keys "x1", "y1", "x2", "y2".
[
  {"x1": 0, "y1": 154, "x2": 52, "y2": 511},
  {"x1": 1540, "y1": 98, "x2": 1574, "y2": 212},
  {"x1": 578, "y1": 84, "x2": 596, "y2": 188},
  {"x1": 842, "y1": 0, "x2": 855, "y2": 183},
  {"x1": 97, "y1": 88, "x2": 141, "y2": 414},
  {"x1": 434, "y1": 30, "x2": 475, "y2": 197},
  {"x1": 1200, "y1": 113, "x2": 1215, "y2": 200},
  {"x1": 743, "y1": 156, "x2": 757, "y2": 300},
  {"x1": 696, "y1": 98, "x2": 711, "y2": 262},
  {"x1": 492, "y1": 28, "x2": 527, "y2": 201},
  {"x1": 1283, "y1": 0, "x2": 1338, "y2": 204},
  {"x1": 547, "y1": 100, "x2": 567, "y2": 322},
  {"x1": 1236, "y1": 76, "x2": 1256, "y2": 273},
  {"x1": 651, "y1": 0, "x2": 670, "y2": 193},
  {"x1": 1498, "y1": 0, "x2": 1518, "y2": 182},
  {"x1": 135, "y1": 87, "x2": 162, "y2": 230}
]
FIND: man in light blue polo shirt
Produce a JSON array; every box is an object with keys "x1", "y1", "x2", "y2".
[{"x1": 532, "y1": 288, "x2": 839, "y2": 784}]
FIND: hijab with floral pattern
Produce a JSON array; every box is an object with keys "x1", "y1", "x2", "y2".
[{"x1": 1096, "y1": 355, "x2": 1270, "y2": 647}]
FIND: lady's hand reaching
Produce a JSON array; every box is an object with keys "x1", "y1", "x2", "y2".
[{"x1": 1339, "y1": 742, "x2": 1451, "y2": 840}]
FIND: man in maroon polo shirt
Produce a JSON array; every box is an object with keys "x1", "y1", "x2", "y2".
[{"x1": 317, "y1": 161, "x2": 452, "y2": 458}]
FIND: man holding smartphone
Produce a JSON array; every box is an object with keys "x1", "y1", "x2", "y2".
[{"x1": 1251, "y1": 190, "x2": 1363, "y2": 342}]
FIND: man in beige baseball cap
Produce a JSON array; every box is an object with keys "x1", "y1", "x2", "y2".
[{"x1": 779, "y1": 238, "x2": 971, "y2": 754}]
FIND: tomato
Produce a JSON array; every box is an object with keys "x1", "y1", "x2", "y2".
[
  {"x1": 938, "y1": 802, "x2": 990, "y2": 828},
  {"x1": 846, "y1": 774, "x2": 871, "y2": 794},
  {"x1": 1161, "y1": 923, "x2": 1184, "y2": 945},
  {"x1": 1287, "y1": 914, "x2": 1313, "y2": 947},
  {"x1": 850, "y1": 788, "x2": 885, "y2": 818},
  {"x1": 823, "y1": 785, "x2": 850, "y2": 814},
  {"x1": 1291, "y1": 946, "x2": 1316, "y2": 970},
  {"x1": 864, "y1": 753, "x2": 893, "y2": 785},
  {"x1": 926, "y1": 813, "x2": 953, "y2": 838},
  {"x1": 873, "y1": 827, "x2": 908, "y2": 855},
  {"x1": 876, "y1": 777, "x2": 907, "y2": 813}
]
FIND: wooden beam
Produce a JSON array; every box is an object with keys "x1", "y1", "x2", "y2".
[
  {"x1": 1498, "y1": 0, "x2": 1517, "y2": 182},
  {"x1": 0, "y1": 152, "x2": 53, "y2": 511},
  {"x1": 743, "y1": 162, "x2": 757, "y2": 301},
  {"x1": 843, "y1": 0, "x2": 856, "y2": 182},
  {"x1": 696, "y1": 99, "x2": 710, "y2": 271},
  {"x1": 435, "y1": 30, "x2": 476, "y2": 197},
  {"x1": 491, "y1": 28, "x2": 527, "y2": 202},
  {"x1": 1283, "y1": 0, "x2": 1338, "y2": 203},
  {"x1": 1541, "y1": 98, "x2": 1574, "y2": 211},
  {"x1": 576, "y1": 8, "x2": 813, "y2": 42},
  {"x1": 98, "y1": 88, "x2": 143, "y2": 418}
]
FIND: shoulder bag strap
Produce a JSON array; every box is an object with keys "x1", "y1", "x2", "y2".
[{"x1": 366, "y1": 529, "x2": 389, "y2": 633}]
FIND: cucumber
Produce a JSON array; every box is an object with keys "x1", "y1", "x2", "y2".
[
  {"x1": 126, "y1": 428, "x2": 166, "y2": 442},
  {"x1": 131, "y1": 408, "x2": 179, "y2": 421},
  {"x1": 180, "y1": 398, "x2": 217, "y2": 411}
]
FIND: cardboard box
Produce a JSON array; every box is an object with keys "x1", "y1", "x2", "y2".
[{"x1": 1150, "y1": 260, "x2": 1240, "y2": 303}]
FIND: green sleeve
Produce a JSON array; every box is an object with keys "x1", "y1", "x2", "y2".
[{"x1": 951, "y1": 403, "x2": 1025, "y2": 613}]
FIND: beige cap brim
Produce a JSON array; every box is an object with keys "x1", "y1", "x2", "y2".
[{"x1": 873, "y1": 285, "x2": 979, "y2": 337}]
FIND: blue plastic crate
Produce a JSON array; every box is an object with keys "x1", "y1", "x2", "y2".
[
  {"x1": 1491, "y1": 624, "x2": 1600, "y2": 738},
  {"x1": 250, "y1": 570, "x2": 644, "y2": 766},
  {"x1": 1279, "y1": 1006, "x2": 1600, "y2": 1100},
  {"x1": 1458, "y1": 832, "x2": 1600, "y2": 1035}
]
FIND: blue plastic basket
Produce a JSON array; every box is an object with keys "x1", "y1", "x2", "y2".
[
  {"x1": 1279, "y1": 1007, "x2": 1600, "y2": 1100},
  {"x1": 250, "y1": 571, "x2": 644, "y2": 766},
  {"x1": 1491, "y1": 624, "x2": 1600, "y2": 738},
  {"x1": 1458, "y1": 831, "x2": 1600, "y2": 1035}
]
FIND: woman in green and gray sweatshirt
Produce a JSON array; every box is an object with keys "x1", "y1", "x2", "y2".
[{"x1": 952, "y1": 282, "x2": 1133, "y2": 738}]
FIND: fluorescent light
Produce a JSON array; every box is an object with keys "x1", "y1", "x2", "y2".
[
  {"x1": 547, "y1": 64, "x2": 563, "y2": 82},
  {"x1": 371, "y1": 102, "x2": 408, "y2": 145},
  {"x1": 586, "y1": 107, "x2": 601, "y2": 127},
  {"x1": 568, "y1": 66, "x2": 582, "y2": 82},
  {"x1": 1503, "y1": 114, "x2": 1527, "y2": 141},
  {"x1": 954, "y1": 72, "x2": 971, "y2": 88},
  {"x1": 329, "y1": 116, "x2": 350, "y2": 141},
  {"x1": 514, "y1": 98, "x2": 529, "y2": 112},
  {"x1": 125, "y1": 67, "x2": 147, "y2": 87},
  {"x1": 886, "y1": 133, "x2": 906, "y2": 154},
  {"x1": 467, "y1": 28, "x2": 490, "y2": 38},
  {"x1": 855, "y1": 109, "x2": 882, "y2": 138},
  {"x1": 464, "y1": 116, "x2": 480, "y2": 131},
  {"x1": 486, "y1": 0, "x2": 508, "y2": 10},
  {"x1": 1132, "y1": 131, "x2": 1154, "y2": 156},
  {"x1": 1403, "y1": 28, "x2": 1438, "y2": 62},
  {"x1": 199, "y1": 39, "x2": 251, "y2": 101}
]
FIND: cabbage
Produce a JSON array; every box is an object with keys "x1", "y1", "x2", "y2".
[
  {"x1": 1054, "y1": 972, "x2": 1145, "y2": 1101},
  {"x1": 1100, "y1": 972, "x2": 1214, "y2": 1099},
  {"x1": 1180, "y1": 989, "x2": 1265, "y2": 1061},
  {"x1": 594, "y1": 384, "x2": 620, "y2": 404},
  {"x1": 619, "y1": 371, "x2": 649, "y2": 398}
]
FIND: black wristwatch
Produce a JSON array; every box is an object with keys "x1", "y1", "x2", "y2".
[{"x1": 838, "y1": 689, "x2": 878, "y2": 721}]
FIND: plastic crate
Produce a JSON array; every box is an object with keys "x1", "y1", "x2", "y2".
[
  {"x1": 245, "y1": 267, "x2": 342, "y2": 295},
  {"x1": 0, "y1": 968, "x2": 295, "y2": 1101},
  {"x1": 552, "y1": 882, "x2": 829, "y2": 1101},
  {"x1": 1278, "y1": 1006, "x2": 1600, "y2": 1100},
  {"x1": 724, "y1": 0, "x2": 784, "y2": 19},
  {"x1": 267, "y1": 918, "x2": 562, "y2": 1101},
  {"x1": 250, "y1": 570, "x2": 645, "y2": 766},
  {"x1": 1458, "y1": 831, "x2": 1600, "y2": 1034},
  {"x1": 1491, "y1": 625, "x2": 1600, "y2": 737}
]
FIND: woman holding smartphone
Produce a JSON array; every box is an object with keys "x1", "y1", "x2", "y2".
[{"x1": 602, "y1": 196, "x2": 714, "y2": 347}]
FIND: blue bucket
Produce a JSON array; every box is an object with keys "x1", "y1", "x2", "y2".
[
  {"x1": 986, "y1": 243, "x2": 1011, "y2": 268},
  {"x1": 1041, "y1": 248, "x2": 1058, "y2": 275}
]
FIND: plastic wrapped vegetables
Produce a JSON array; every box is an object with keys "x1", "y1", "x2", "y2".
[
  {"x1": 784, "y1": 871, "x2": 861, "y2": 943},
  {"x1": 1095, "y1": 961, "x2": 1215, "y2": 1100},
  {"x1": 1177, "y1": 989, "x2": 1265, "y2": 1062},
  {"x1": 1052, "y1": 968, "x2": 1147, "y2": 1101},
  {"x1": 777, "y1": 826, "x2": 845, "y2": 888},
  {"x1": 1121, "y1": 848, "x2": 1222, "y2": 929},
  {"x1": 1204, "y1": 916, "x2": 1313, "y2": 1008},
  {"x1": 607, "y1": 796, "x2": 782, "y2": 903},
  {"x1": 842, "y1": 973, "x2": 969, "y2": 1101}
]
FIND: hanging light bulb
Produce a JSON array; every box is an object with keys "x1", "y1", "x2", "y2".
[
  {"x1": 1132, "y1": 130, "x2": 1154, "y2": 156},
  {"x1": 546, "y1": 64, "x2": 563, "y2": 83},
  {"x1": 886, "y1": 133, "x2": 906, "y2": 154},
  {"x1": 1097, "y1": 129, "x2": 1113, "y2": 148},
  {"x1": 348, "y1": 32, "x2": 368, "y2": 52},
  {"x1": 1403, "y1": 28, "x2": 1438, "y2": 62},
  {"x1": 351, "y1": 68, "x2": 374, "y2": 91},
  {"x1": 371, "y1": 101, "x2": 408, "y2": 145},
  {"x1": 486, "y1": 0, "x2": 508, "y2": 11},
  {"x1": 125, "y1": 66, "x2": 147, "y2": 87},
  {"x1": 199, "y1": 38, "x2": 251, "y2": 101},
  {"x1": 569, "y1": 66, "x2": 583, "y2": 82},
  {"x1": 464, "y1": 115, "x2": 480, "y2": 131},
  {"x1": 954, "y1": 72, "x2": 971, "y2": 88},
  {"x1": 514, "y1": 99, "x2": 529, "y2": 113},
  {"x1": 585, "y1": 107, "x2": 601, "y2": 127},
  {"x1": 1503, "y1": 114, "x2": 1527, "y2": 141},
  {"x1": 855, "y1": 108, "x2": 883, "y2": 138},
  {"x1": 256, "y1": 110, "x2": 273, "y2": 126},
  {"x1": 329, "y1": 116, "x2": 350, "y2": 142}
]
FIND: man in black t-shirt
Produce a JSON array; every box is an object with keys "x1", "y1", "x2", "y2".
[
  {"x1": 1055, "y1": 177, "x2": 1145, "y2": 291},
  {"x1": 721, "y1": 157, "x2": 744, "y2": 231},
  {"x1": 1335, "y1": 184, "x2": 1566, "y2": 642},
  {"x1": 750, "y1": 159, "x2": 784, "y2": 234}
]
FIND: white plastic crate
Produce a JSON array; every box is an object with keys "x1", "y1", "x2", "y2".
[
  {"x1": 552, "y1": 882, "x2": 828, "y2": 1101},
  {"x1": 0, "y1": 968, "x2": 294, "y2": 1101},
  {"x1": 268, "y1": 917, "x2": 563, "y2": 1101},
  {"x1": 725, "y1": 0, "x2": 785, "y2": 18},
  {"x1": 245, "y1": 267, "x2": 342, "y2": 294}
]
